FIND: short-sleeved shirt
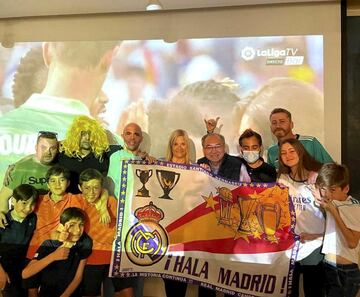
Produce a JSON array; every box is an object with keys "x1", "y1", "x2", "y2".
[
  {"x1": 27, "y1": 193, "x2": 86, "y2": 258},
  {"x1": 0, "y1": 93, "x2": 91, "y2": 189},
  {"x1": 84, "y1": 196, "x2": 117, "y2": 265},
  {"x1": 33, "y1": 234, "x2": 92, "y2": 297},
  {"x1": 267, "y1": 134, "x2": 333, "y2": 168},
  {"x1": 0, "y1": 212, "x2": 36, "y2": 277},
  {"x1": 322, "y1": 196, "x2": 360, "y2": 264},
  {"x1": 4, "y1": 155, "x2": 52, "y2": 193}
]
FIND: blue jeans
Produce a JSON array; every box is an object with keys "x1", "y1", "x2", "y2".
[{"x1": 323, "y1": 260, "x2": 360, "y2": 297}]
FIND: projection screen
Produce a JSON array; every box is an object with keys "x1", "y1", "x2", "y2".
[{"x1": 0, "y1": 2, "x2": 341, "y2": 185}]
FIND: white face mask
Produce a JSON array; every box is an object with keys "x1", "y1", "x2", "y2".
[{"x1": 242, "y1": 150, "x2": 260, "y2": 164}]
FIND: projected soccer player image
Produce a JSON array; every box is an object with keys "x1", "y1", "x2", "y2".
[
  {"x1": 232, "y1": 77, "x2": 325, "y2": 150},
  {"x1": 0, "y1": 35, "x2": 325, "y2": 184},
  {"x1": 0, "y1": 41, "x2": 119, "y2": 185}
]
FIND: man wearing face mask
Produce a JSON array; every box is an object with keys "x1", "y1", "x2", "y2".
[{"x1": 239, "y1": 129, "x2": 276, "y2": 183}]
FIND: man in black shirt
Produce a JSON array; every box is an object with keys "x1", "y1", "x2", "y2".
[
  {"x1": 58, "y1": 116, "x2": 122, "y2": 194},
  {"x1": 238, "y1": 129, "x2": 276, "y2": 183},
  {"x1": 197, "y1": 133, "x2": 243, "y2": 182}
]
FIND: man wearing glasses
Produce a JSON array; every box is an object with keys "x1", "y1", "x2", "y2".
[
  {"x1": 197, "y1": 133, "x2": 243, "y2": 182},
  {"x1": 0, "y1": 131, "x2": 58, "y2": 215}
]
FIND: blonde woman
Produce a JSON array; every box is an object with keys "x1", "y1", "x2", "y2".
[
  {"x1": 163, "y1": 129, "x2": 214, "y2": 297},
  {"x1": 165, "y1": 129, "x2": 191, "y2": 165}
]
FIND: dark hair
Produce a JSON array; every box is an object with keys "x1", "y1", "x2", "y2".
[
  {"x1": 79, "y1": 168, "x2": 103, "y2": 185},
  {"x1": 46, "y1": 165, "x2": 70, "y2": 181},
  {"x1": 269, "y1": 108, "x2": 292, "y2": 120},
  {"x1": 60, "y1": 207, "x2": 85, "y2": 225},
  {"x1": 278, "y1": 138, "x2": 322, "y2": 180},
  {"x1": 201, "y1": 133, "x2": 225, "y2": 148},
  {"x1": 12, "y1": 47, "x2": 48, "y2": 108},
  {"x1": 13, "y1": 184, "x2": 38, "y2": 202},
  {"x1": 239, "y1": 129, "x2": 262, "y2": 146},
  {"x1": 37, "y1": 131, "x2": 58, "y2": 144},
  {"x1": 316, "y1": 163, "x2": 350, "y2": 189}
]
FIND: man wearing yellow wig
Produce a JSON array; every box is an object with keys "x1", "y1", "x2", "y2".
[
  {"x1": 58, "y1": 115, "x2": 122, "y2": 194},
  {"x1": 0, "y1": 41, "x2": 119, "y2": 189}
]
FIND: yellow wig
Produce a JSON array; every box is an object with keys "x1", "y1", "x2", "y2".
[{"x1": 60, "y1": 115, "x2": 109, "y2": 160}]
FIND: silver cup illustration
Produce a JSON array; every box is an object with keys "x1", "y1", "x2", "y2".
[
  {"x1": 237, "y1": 195, "x2": 257, "y2": 234},
  {"x1": 135, "y1": 169, "x2": 153, "y2": 197},
  {"x1": 256, "y1": 203, "x2": 281, "y2": 242},
  {"x1": 156, "y1": 170, "x2": 180, "y2": 200}
]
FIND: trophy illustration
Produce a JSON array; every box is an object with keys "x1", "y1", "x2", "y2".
[
  {"x1": 237, "y1": 195, "x2": 257, "y2": 234},
  {"x1": 216, "y1": 187, "x2": 233, "y2": 226},
  {"x1": 256, "y1": 203, "x2": 281, "y2": 242},
  {"x1": 136, "y1": 169, "x2": 153, "y2": 197},
  {"x1": 156, "y1": 170, "x2": 180, "y2": 200}
]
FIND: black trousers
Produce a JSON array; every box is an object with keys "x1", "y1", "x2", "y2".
[
  {"x1": 164, "y1": 279, "x2": 217, "y2": 297},
  {"x1": 290, "y1": 261, "x2": 325, "y2": 297}
]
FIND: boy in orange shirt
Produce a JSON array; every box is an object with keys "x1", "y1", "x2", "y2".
[
  {"x1": 27, "y1": 165, "x2": 86, "y2": 258},
  {"x1": 27, "y1": 165, "x2": 109, "y2": 258},
  {"x1": 78, "y1": 169, "x2": 135, "y2": 297}
]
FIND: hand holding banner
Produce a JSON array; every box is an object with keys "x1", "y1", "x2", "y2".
[{"x1": 110, "y1": 160, "x2": 297, "y2": 297}]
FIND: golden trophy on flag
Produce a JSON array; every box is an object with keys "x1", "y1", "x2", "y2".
[
  {"x1": 156, "y1": 169, "x2": 180, "y2": 200},
  {"x1": 135, "y1": 169, "x2": 153, "y2": 197},
  {"x1": 256, "y1": 203, "x2": 281, "y2": 242},
  {"x1": 237, "y1": 195, "x2": 257, "y2": 234},
  {"x1": 216, "y1": 187, "x2": 233, "y2": 225}
]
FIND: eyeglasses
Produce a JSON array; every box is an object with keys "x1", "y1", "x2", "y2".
[
  {"x1": 37, "y1": 131, "x2": 58, "y2": 139},
  {"x1": 204, "y1": 144, "x2": 223, "y2": 152}
]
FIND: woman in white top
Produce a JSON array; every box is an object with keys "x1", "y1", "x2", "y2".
[{"x1": 277, "y1": 138, "x2": 325, "y2": 297}]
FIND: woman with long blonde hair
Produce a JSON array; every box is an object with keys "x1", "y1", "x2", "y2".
[{"x1": 163, "y1": 129, "x2": 214, "y2": 297}]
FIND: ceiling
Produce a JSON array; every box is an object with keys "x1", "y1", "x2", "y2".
[{"x1": 0, "y1": 0, "x2": 337, "y2": 19}]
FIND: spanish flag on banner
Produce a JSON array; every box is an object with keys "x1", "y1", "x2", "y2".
[{"x1": 110, "y1": 160, "x2": 298, "y2": 297}]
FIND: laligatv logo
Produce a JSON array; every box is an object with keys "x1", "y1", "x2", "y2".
[{"x1": 241, "y1": 46, "x2": 304, "y2": 65}]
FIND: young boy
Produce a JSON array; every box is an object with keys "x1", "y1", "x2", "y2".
[
  {"x1": 27, "y1": 165, "x2": 108, "y2": 258},
  {"x1": 315, "y1": 163, "x2": 360, "y2": 297},
  {"x1": 22, "y1": 207, "x2": 92, "y2": 297},
  {"x1": 0, "y1": 184, "x2": 38, "y2": 297},
  {"x1": 27, "y1": 165, "x2": 86, "y2": 258},
  {"x1": 78, "y1": 168, "x2": 135, "y2": 297}
]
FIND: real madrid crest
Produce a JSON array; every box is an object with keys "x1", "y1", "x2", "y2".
[{"x1": 125, "y1": 202, "x2": 169, "y2": 266}]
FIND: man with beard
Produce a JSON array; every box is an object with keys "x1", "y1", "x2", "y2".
[
  {"x1": 0, "y1": 41, "x2": 118, "y2": 188},
  {"x1": 0, "y1": 131, "x2": 58, "y2": 214},
  {"x1": 58, "y1": 116, "x2": 121, "y2": 194},
  {"x1": 267, "y1": 108, "x2": 332, "y2": 168}
]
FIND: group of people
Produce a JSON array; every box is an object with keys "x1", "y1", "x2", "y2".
[{"x1": 0, "y1": 105, "x2": 358, "y2": 297}]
